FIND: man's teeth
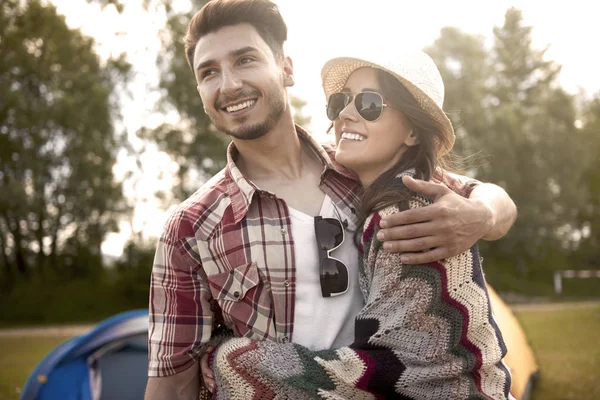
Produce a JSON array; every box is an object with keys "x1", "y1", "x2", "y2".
[
  {"x1": 226, "y1": 99, "x2": 256, "y2": 113},
  {"x1": 341, "y1": 132, "x2": 366, "y2": 141}
]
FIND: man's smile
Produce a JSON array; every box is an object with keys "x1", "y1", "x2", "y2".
[{"x1": 222, "y1": 98, "x2": 257, "y2": 113}]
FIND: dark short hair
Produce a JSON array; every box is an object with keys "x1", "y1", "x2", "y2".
[{"x1": 184, "y1": 0, "x2": 288, "y2": 72}]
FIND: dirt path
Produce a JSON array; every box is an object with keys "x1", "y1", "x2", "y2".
[
  {"x1": 509, "y1": 300, "x2": 600, "y2": 313},
  {"x1": 0, "y1": 324, "x2": 94, "y2": 338}
]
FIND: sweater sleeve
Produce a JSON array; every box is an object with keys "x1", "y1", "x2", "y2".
[{"x1": 209, "y1": 201, "x2": 513, "y2": 400}]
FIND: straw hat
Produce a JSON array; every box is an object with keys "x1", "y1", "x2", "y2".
[{"x1": 321, "y1": 51, "x2": 455, "y2": 156}]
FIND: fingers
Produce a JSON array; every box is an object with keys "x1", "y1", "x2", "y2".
[
  {"x1": 203, "y1": 376, "x2": 215, "y2": 393},
  {"x1": 382, "y1": 236, "x2": 438, "y2": 254},
  {"x1": 200, "y1": 350, "x2": 215, "y2": 392},
  {"x1": 402, "y1": 175, "x2": 450, "y2": 198},
  {"x1": 399, "y1": 247, "x2": 450, "y2": 265},
  {"x1": 377, "y1": 222, "x2": 435, "y2": 242},
  {"x1": 380, "y1": 207, "x2": 435, "y2": 228}
]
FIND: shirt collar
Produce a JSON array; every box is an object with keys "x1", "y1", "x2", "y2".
[{"x1": 224, "y1": 125, "x2": 358, "y2": 224}]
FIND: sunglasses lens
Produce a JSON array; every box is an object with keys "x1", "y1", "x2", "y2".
[
  {"x1": 326, "y1": 93, "x2": 349, "y2": 121},
  {"x1": 320, "y1": 258, "x2": 349, "y2": 297},
  {"x1": 356, "y1": 92, "x2": 384, "y2": 121},
  {"x1": 315, "y1": 218, "x2": 344, "y2": 251}
]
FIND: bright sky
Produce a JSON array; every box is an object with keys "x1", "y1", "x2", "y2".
[{"x1": 50, "y1": 0, "x2": 600, "y2": 256}]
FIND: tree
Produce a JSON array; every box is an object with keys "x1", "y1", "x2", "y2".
[
  {"x1": 0, "y1": 0, "x2": 130, "y2": 286},
  {"x1": 425, "y1": 27, "x2": 490, "y2": 159},
  {"x1": 577, "y1": 95, "x2": 600, "y2": 267},
  {"x1": 427, "y1": 9, "x2": 585, "y2": 286},
  {"x1": 485, "y1": 9, "x2": 583, "y2": 268}
]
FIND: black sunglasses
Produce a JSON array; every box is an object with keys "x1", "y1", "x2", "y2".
[
  {"x1": 314, "y1": 216, "x2": 349, "y2": 297},
  {"x1": 326, "y1": 91, "x2": 390, "y2": 122}
]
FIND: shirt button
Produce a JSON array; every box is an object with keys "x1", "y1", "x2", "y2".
[
  {"x1": 283, "y1": 280, "x2": 290, "y2": 287},
  {"x1": 280, "y1": 228, "x2": 287, "y2": 235},
  {"x1": 233, "y1": 291, "x2": 240, "y2": 298},
  {"x1": 281, "y1": 336, "x2": 289, "y2": 343}
]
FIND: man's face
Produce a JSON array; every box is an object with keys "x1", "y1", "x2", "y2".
[{"x1": 193, "y1": 23, "x2": 294, "y2": 140}]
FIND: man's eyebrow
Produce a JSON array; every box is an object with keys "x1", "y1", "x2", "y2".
[
  {"x1": 230, "y1": 46, "x2": 259, "y2": 58},
  {"x1": 196, "y1": 59, "x2": 215, "y2": 72},
  {"x1": 195, "y1": 46, "x2": 259, "y2": 72}
]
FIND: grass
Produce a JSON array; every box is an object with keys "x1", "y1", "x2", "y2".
[
  {"x1": 513, "y1": 303, "x2": 600, "y2": 400},
  {"x1": 0, "y1": 303, "x2": 598, "y2": 400},
  {"x1": 0, "y1": 335, "x2": 73, "y2": 400}
]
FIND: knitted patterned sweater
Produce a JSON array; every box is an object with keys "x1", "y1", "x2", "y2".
[{"x1": 209, "y1": 185, "x2": 513, "y2": 400}]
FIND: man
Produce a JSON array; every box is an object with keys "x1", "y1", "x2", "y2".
[{"x1": 145, "y1": 1, "x2": 517, "y2": 398}]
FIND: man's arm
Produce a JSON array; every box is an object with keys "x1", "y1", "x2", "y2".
[
  {"x1": 146, "y1": 217, "x2": 217, "y2": 400},
  {"x1": 377, "y1": 175, "x2": 517, "y2": 264},
  {"x1": 145, "y1": 363, "x2": 200, "y2": 400},
  {"x1": 470, "y1": 181, "x2": 517, "y2": 240}
]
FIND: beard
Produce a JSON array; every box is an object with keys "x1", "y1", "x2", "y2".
[{"x1": 209, "y1": 86, "x2": 287, "y2": 141}]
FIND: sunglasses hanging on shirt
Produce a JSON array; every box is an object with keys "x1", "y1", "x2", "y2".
[{"x1": 314, "y1": 216, "x2": 349, "y2": 298}]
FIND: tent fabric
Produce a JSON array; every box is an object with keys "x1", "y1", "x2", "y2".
[{"x1": 21, "y1": 309, "x2": 148, "y2": 400}]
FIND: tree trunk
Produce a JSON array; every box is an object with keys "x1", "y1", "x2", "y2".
[{"x1": 3, "y1": 212, "x2": 28, "y2": 276}]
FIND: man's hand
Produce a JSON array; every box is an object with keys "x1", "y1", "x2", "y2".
[
  {"x1": 200, "y1": 349, "x2": 215, "y2": 393},
  {"x1": 377, "y1": 175, "x2": 495, "y2": 264}
]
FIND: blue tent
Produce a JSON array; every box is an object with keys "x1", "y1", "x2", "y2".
[{"x1": 22, "y1": 309, "x2": 149, "y2": 400}]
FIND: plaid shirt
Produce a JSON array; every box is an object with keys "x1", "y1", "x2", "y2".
[{"x1": 148, "y1": 126, "x2": 479, "y2": 377}]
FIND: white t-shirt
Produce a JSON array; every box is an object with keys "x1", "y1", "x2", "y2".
[{"x1": 289, "y1": 195, "x2": 363, "y2": 350}]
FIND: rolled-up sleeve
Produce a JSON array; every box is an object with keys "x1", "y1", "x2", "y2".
[
  {"x1": 438, "y1": 171, "x2": 481, "y2": 198},
  {"x1": 148, "y1": 220, "x2": 215, "y2": 377}
]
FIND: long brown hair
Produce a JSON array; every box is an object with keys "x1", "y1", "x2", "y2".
[{"x1": 355, "y1": 69, "x2": 455, "y2": 240}]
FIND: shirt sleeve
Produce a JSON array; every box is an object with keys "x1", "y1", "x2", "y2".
[
  {"x1": 437, "y1": 171, "x2": 481, "y2": 198},
  {"x1": 148, "y1": 215, "x2": 216, "y2": 377}
]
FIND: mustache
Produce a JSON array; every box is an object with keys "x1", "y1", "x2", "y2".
[{"x1": 215, "y1": 89, "x2": 261, "y2": 109}]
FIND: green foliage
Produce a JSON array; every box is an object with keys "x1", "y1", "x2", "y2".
[
  {"x1": 0, "y1": 0, "x2": 130, "y2": 288},
  {"x1": 577, "y1": 95, "x2": 600, "y2": 267},
  {"x1": 0, "y1": 272, "x2": 121, "y2": 325},
  {"x1": 427, "y1": 9, "x2": 596, "y2": 290},
  {"x1": 111, "y1": 241, "x2": 155, "y2": 306}
]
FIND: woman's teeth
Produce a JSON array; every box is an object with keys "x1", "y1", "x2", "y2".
[
  {"x1": 226, "y1": 99, "x2": 256, "y2": 113},
  {"x1": 341, "y1": 132, "x2": 366, "y2": 141}
]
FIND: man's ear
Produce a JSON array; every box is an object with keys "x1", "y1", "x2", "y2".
[
  {"x1": 283, "y1": 56, "x2": 295, "y2": 87},
  {"x1": 405, "y1": 130, "x2": 420, "y2": 147}
]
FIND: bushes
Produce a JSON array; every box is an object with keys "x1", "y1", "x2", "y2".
[{"x1": 0, "y1": 272, "x2": 147, "y2": 326}]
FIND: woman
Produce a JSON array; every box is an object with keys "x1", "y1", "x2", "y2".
[{"x1": 206, "y1": 52, "x2": 513, "y2": 399}]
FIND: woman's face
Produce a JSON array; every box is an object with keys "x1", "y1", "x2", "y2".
[{"x1": 333, "y1": 68, "x2": 419, "y2": 186}]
